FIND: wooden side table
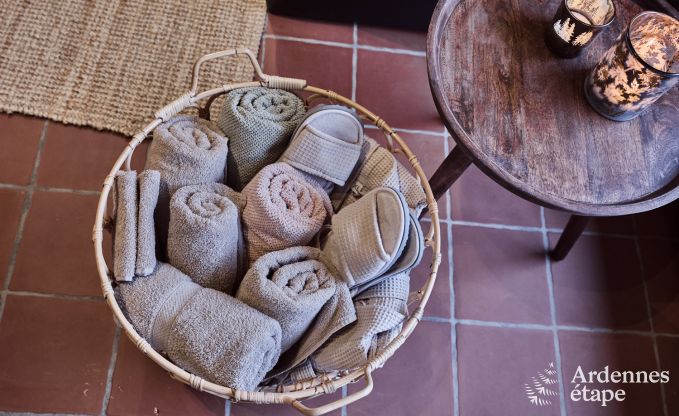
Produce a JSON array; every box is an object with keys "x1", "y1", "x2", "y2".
[{"x1": 427, "y1": 0, "x2": 679, "y2": 260}]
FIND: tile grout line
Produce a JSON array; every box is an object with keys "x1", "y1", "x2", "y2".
[
  {"x1": 456, "y1": 318, "x2": 550, "y2": 331},
  {"x1": 540, "y1": 207, "x2": 568, "y2": 416},
  {"x1": 632, "y1": 217, "x2": 669, "y2": 416},
  {"x1": 341, "y1": 385, "x2": 348, "y2": 416},
  {"x1": 443, "y1": 218, "x2": 651, "y2": 241},
  {"x1": 556, "y1": 324, "x2": 668, "y2": 337},
  {"x1": 442, "y1": 133, "x2": 460, "y2": 416},
  {"x1": 351, "y1": 23, "x2": 358, "y2": 102},
  {"x1": 448, "y1": 223, "x2": 460, "y2": 416},
  {"x1": 341, "y1": 23, "x2": 357, "y2": 416},
  {"x1": 427, "y1": 315, "x2": 679, "y2": 339},
  {"x1": 263, "y1": 34, "x2": 352, "y2": 49},
  {"x1": 0, "y1": 412, "x2": 90, "y2": 416},
  {"x1": 4, "y1": 290, "x2": 104, "y2": 302},
  {"x1": 0, "y1": 183, "x2": 100, "y2": 196},
  {"x1": 262, "y1": 34, "x2": 426, "y2": 57},
  {"x1": 357, "y1": 44, "x2": 426, "y2": 57},
  {"x1": 448, "y1": 220, "x2": 544, "y2": 232},
  {"x1": 99, "y1": 326, "x2": 121, "y2": 416},
  {"x1": 0, "y1": 120, "x2": 49, "y2": 324},
  {"x1": 364, "y1": 124, "x2": 446, "y2": 137}
]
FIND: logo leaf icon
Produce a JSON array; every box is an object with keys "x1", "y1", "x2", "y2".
[{"x1": 524, "y1": 363, "x2": 560, "y2": 406}]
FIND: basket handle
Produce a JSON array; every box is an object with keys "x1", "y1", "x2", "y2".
[
  {"x1": 289, "y1": 371, "x2": 374, "y2": 416},
  {"x1": 190, "y1": 47, "x2": 306, "y2": 95}
]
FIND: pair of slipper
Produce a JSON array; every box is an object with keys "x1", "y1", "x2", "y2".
[
  {"x1": 282, "y1": 104, "x2": 423, "y2": 294},
  {"x1": 280, "y1": 105, "x2": 364, "y2": 190},
  {"x1": 322, "y1": 186, "x2": 424, "y2": 296}
]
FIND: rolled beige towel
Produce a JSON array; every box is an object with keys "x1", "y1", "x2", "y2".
[{"x1": 241, "y1": 162, "x2": 331, "y2": 265}]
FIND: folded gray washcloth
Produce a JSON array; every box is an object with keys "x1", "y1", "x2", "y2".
[
  {"x1": 113, "y1": 170, "x2": 138, "y2": 282},
  {"x1": 333, "y1": 137, "x2": 426, "y2": 215},
  {"x1": 116, "y1": 262, "x2": 282, "y2": 390},
  {"x1": 237, "y1": 247, "x2": 337, "y2": 352},
  {"x1": 218, "y1": 87, "x2": 306, "y2": 190},
  {"x1": 144, "y1": 115, "x2": 229, "y2": 256},
  {"x1": 311, "y1": 272, "x2": 410, "y2": 372},
  {"x1": 168, "y1": 183, "x2": 242, "y2": 293},
  {"x1": 136, "y1": 170, "x2": 160, "y2": 277},
  {"x1": 242, "y1": 162, "x2": 331, "y2": 265}
]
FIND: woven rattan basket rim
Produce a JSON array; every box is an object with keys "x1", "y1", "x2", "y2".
[{"x1": 92, "y1": 48, "x2": 442, "y2": 416}]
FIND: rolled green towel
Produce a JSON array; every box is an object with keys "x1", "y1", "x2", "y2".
[
  {"x1": 116, "y1": 263, "x2": 282, "y2": 390},
  {"x1": 236, "y1": 247, "x2": 337, "y2": 352},
  {"x1": 218, "y1": 87, "x2": 306, "y2": 190}
]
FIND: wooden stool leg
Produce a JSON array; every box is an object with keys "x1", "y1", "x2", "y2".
[
  {"x1": 550, "y1": 215, "x2": 591, "y2": 261},
  {"x1": 429, "y1": 145, "x2": 472, "y2": 201}
]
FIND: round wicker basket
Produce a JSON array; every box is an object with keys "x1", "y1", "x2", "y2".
[{"x1": 92, "y1": 48, "x2": 442, "y2": 416}]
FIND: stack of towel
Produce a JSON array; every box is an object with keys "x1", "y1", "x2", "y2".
[
  {"x1": 144, "y1": 115, "x2": 229, "y2": 256},
  {"x1": 113, "y1": 88, "x2": 426, "y2": 392},
  {"x1": 112, "y1": 170, "x2": 160, "y2": 282}
]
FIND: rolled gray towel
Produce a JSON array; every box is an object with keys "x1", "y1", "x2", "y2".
[
  {"x1": 136, "y1": 170, "x2": 160, "y2": 277},
  {"x1": 116, "y1": 263, "x2": 282, "y2": 390},
  {"x1": 168, "y1": 183, "x2": 242, "y2": 293},
  {"x1": 113, "y1": 170, "x2": 138, "y2": 282},
  {"x1": 237, "y1": 247, "x2": 337, "y2": 352},
  {"x1": 144, "y1": 115, "x2": 229, "y2": 256},
  {"x1": 311, "y1": 272, "x2": 410, "y2": 372},
  {"x1": 268, "y1": 278, "x2": 356, "y2": 379},
  {"x1": 218, "y1": 87, "x2": 306, "y2": 190},
  {"x1": 242, "y1": 162, "x2": 331, "y2": 265}
]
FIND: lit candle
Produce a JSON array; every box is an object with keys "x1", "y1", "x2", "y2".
[{"x1": 584, "y1": 11, "x2": 679, "y2": 121}]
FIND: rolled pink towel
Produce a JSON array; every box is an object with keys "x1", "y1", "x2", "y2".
[{"x1": 242, "y1": 163, "x2": 331, "y2": 264}]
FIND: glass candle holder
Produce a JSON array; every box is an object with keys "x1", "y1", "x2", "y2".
[
  {"x1": 545, "y1": 0, "x2": 616, "y2": 58},
  {"x1": 584, "y1": 11, "x2": 679, "y2": 121}
]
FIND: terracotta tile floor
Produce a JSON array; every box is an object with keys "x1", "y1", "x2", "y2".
[{"x1": 1, "y1": 14, "x2": 679, "y2": 416}]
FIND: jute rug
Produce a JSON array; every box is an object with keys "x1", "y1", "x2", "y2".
[{"x1": 0, "y1": 0, "x2": 266, "y2": 136}]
